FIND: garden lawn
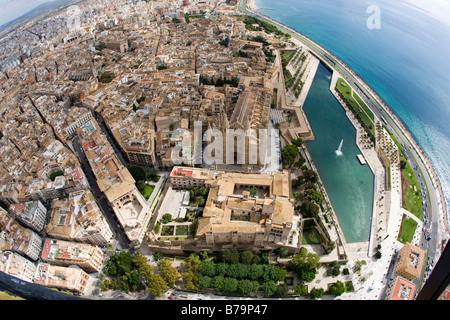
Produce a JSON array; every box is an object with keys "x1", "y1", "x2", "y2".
[
  {"x1": 141, "y1": 184, "x2": 154, "y2": 201},
  {"x1": 388, "y1": 132, "x2": 423, "y2": 220},
  {"x1": 398, "y1": 214, "x2": 418, "y2": 244},
  {"x1": 336, "y1": 78, "x2": 375, "y2": 136},
  {"x1": 175, "y1": 225, "x2": 189, "y2": 236},
  {"x1": 301, "y1": 228, "x2": 321, "y2": 245},
  {"x1": 161, "y1": 225, "x2": 174, "y2": 236}
]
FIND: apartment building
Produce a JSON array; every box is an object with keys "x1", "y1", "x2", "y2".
[
  {"x1": 63, "y1": 108, "x2": 93, "y2": 139},
  {"x1": 169, "y1": 166, "x2": 215, "y2": 189},
  {"x1": 0, "y1": 251, "x2": 37, "y2": 283},
  {"x1": 77, "y1": 118, "x2": 151, "y2": 245},
  {"x1": 46, "y1": 190, "x2": 113, "y2": 246},
  {"x1": 9, "y1": 200, "x2": 48, "y2": 233},
  {"x1": 385, "y1": 276, "x2": 416, "y2": 300},
  {"x1": 0, "y1": 207, "x2": 43, "y2": 261},
  {"x1": 41, "y1": 238, "x2": 104, "y2": 273},
  {"x1": 104, "y1": 108, "x2": 157, "y2": 167},
  {"x1": 33, "y1": 262, "x2": 90, "y2": 295},
  {"x1": 11, "y1": 139, "x2": 89, "y2": 203},
  {"x1": 394, "y1": 242, "x2": 425, "y2": 281}
]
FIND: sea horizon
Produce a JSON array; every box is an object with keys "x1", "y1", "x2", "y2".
[{"x1": 255, "y1": 0, "x2": 450, "y2": 214}]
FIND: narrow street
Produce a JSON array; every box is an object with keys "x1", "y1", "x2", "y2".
[{"x1": 71, "y1": 135, "x2": 130, "y2": 250}]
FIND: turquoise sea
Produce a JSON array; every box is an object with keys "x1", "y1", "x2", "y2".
[{"x1": 255, "y1": 0, "x2": 450, "y2": 240}]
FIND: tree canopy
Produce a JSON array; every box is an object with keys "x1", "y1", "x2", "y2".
[
  {"x1": 289, "y1": 247, "x2": 321, "y2": 283},
  {"x1": 146, "y1": 273, "x2": 169, "y2": 297},
  {"x1": 281, "y1": 144, "x2": 299, "y2": 167},
  {"x1": 261, "y1": 281, "x2": 277, "y2": 297},
  {"x1": 184, "y1": 254, "x2": 201, "y2": 272},
  {"x1": 299, "y1": 200, "x2": 320, "y2": 218},
  {"x1": 158, "y1": 259, "x2": 181, "y2": 285},
  {"x1": 309, "y1": 287, "x2": 325, "y2": 299},
  {"x1": 329, "y1": 281, "x2": 346, "y2": 296}
]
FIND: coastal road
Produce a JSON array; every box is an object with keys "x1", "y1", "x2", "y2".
[{"x1": 238, "y1": 0, "x2": 444, "y2": 283}]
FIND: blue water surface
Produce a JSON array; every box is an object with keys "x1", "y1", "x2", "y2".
[
  {"x1": 302, "y1": 63, "x2": 374, "y2": 243},
  {"x1": 256, "y1": 0, "x2": 450, "y2": 218}
]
